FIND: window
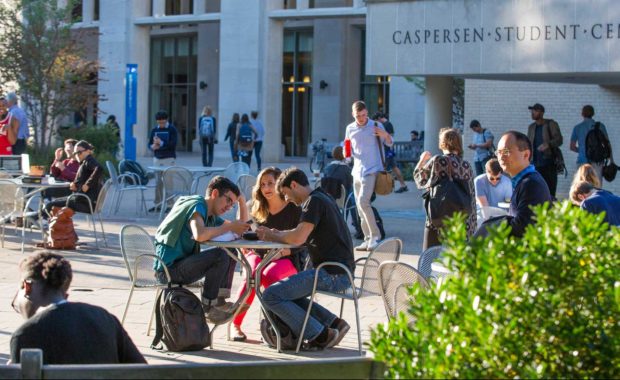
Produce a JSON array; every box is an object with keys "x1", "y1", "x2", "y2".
[
  {"x1": 71, "y1": 0, "x2": 83, "y2": 22},
  {"x1": 310, "y1": 0, "x2": 353, "y2": 8},
  {"x1": 94, "y1": 0, "x2": 99, "y2": 21},
  {"x1": 165, "y1": 0, "x2": 193, "y2": 15},
  {"x1": 284, "y1": 0, "x2": 297, "y2": 9},
  {"x1": 360, "y1": 30, "x2": 390, "y2": 116}
]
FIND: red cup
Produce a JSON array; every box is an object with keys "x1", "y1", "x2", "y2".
[{"x1": 344, "y1": 139, "x2": 351, "y2": 158}]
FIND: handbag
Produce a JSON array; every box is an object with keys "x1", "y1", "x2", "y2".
[
  {"x1": 551, "y1": 146, "x2": 567, "y2": 177},
  {"x1": 374, "y1": 134, "x2": 394, "y2": 195},
  {"x1": 602, "y1": 159, "x2": 618, "y2": 182}
]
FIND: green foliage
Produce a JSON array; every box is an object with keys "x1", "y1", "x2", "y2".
[
  {"x1": 58, "y1": 124, "x2": 120, "y2": 175},
  {"x1": 370, "y1": 202, "x2": 620, "y2": 378}
]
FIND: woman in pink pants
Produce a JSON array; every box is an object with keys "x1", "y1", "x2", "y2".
[{"x1": 232, "y1": 167, "x2": 302, "y2": 341}]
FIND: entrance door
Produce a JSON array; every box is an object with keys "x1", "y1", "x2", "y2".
[{"x1": 150, "y1": 36, "x2": 197, "y2": 151}]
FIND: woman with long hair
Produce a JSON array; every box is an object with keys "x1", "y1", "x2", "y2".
[
  {"x1": 224, "y1": 113, "x2": 240, "y2": 162},
  {"x1": 414, "y1": 127, "x2": 476, "y2": 250},
  {"x1": 232, "y1": 167, "x2": 303, "y2": 341},
  {"x1": 235, "y1": 113, "x2": 257, "y2": 167},
  {"x1": 572, "y1": 163, "x2": 602, "y2": 188}
]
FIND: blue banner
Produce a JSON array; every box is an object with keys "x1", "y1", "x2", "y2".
[{"x1": 124, "y1": 64, "x2": 138, "y2": 161}]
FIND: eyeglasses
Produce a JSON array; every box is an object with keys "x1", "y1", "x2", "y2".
[
  {"x1": 74, "y1": 150, "x2": 85, "y2": 156},
  {"x1": 222, "y1": 193, "x2": 235, "y2": 207},
  {"x1": 495, "y1": 149, "x2": 511, "y2": 157}
]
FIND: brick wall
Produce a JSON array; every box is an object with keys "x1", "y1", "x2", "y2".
[{"x1": 464, "y1": 79, "x2": 620, "y2": 198}]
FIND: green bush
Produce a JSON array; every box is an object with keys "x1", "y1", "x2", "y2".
[{"x1": 370, "y1": 202, "x2": 620, "y2": 378}]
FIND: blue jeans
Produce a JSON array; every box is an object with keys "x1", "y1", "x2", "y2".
[
  {"x1": 201, "y1": 137, "x2": 214, "y2": 167},
  {"x1": 253, "y1": 141, "x2": 263, "y2": 170},
  {"x1": 263, "y1": 268, "x2": 351, "y2": 341}
]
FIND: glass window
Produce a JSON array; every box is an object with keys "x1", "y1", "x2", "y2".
[
  {"x1": 205, "y1": 0, "x2": 221, "y2": 13},
  {"x1": 360, "y1": 30, "x2": 390, "y2": 116},
  {"x1": 94, "y1": 0, "x2": 99, "y2": 21},
  {"x1": 71, "y1": 0, "x2": 83, "y2": 22},
  {"x1": 310, "y1": 0, "x2": 353, "y2": 8},
  {"x1": 165, "y1": 0, "x2": 193, "y2": 15},
  {"x1": 284, "y1": 0, "x2": 297, "y2": 9}
]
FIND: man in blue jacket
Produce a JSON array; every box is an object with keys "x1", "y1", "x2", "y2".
[
  {"x1": 570, "y1": 181, "x2": 620, "y2": 227},
  {"x1": 148, "y1": 110, "x2": 178, "y2": 212},
  {"x1": 496, "y1": 131, "x2": 553, "y2": 237}
]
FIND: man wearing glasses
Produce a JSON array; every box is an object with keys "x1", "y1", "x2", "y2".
[
  {"x1": 495, "y1": 131, "x2": 552, "y2": 237},
  {"x1": 43, "y1": 140, "x2": 103, "y2": 219},
  {"x1": 474, "y1": 158, "x2": 512, "y2": 208},
  {"x1": 154, "y1": 176, "x2": 250, "y2": 324}
]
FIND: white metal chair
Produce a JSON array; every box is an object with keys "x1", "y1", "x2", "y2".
[
  {"x1": 378, "y1": 261, "x2": 429, "y2": 321},
  {"x1": 417, "y1": 245, "x2": 446, "y2": 279},
  {"x1": 223, "y1": 162, "x2": 249, "y2": 184},
  {"x1": 236, "y1": 174, "x2": 256, "y2": 200},
  {"x1": 296, "y1": 262, "x2": 363, "y2": 355},
  {"x1": 159, "y1": 167, "x2": 193, "y2": 220},
  {"x1": 106, "y1": 161, "x2": 147, "y2": 216},
  {"x1": 65, "y1": 179, "x2": 111, "y2": 248},
  {"x1": 0, "y1": 179, "x2": 19, "y2": 247},
  {"x1": 354, "y1": 237, "x2": 403, "y2": 297}
]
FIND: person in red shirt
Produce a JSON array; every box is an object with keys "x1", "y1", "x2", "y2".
[
  {"x1": 44, "y1": 139, "x2": 80, "y2": 199},
  {"x1": 0, "y1": 97, "x2": 18, "y2": 156}
]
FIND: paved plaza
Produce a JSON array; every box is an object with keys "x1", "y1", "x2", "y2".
[{"x1": 0, "y1": 148, "x2": 427, "y2": 365}]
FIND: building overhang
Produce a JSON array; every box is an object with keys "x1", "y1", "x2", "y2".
[
  {"x1": 134, "y1": 13, "x2": 220, "y2": 26},
  {"x1": 268, "y1": 7, "x2": 366, "y2": 20}
]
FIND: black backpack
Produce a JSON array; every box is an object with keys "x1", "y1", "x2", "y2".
[
  {"x1": 119, "y1": 159, "x2": 149, "y2": 186},
  {"x1": 260, "y1": 310, "x2": 298, "y2": 350},
  {"x1": 585, "y1": 122, "x2": 611, "y2": 164},
  {"x1": 151, "y1": 285, "x2": 210, "y2": 352}
]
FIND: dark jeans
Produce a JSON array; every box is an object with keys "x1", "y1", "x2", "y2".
[
  {"x1": 253, "y1": 141, "x2": 263, "y2": 170},
  {"x1": 474, "y1": 155, "x2": 492, "y2": 176},
  {"x1": 44, "y1": 195, "x2": 94, "y2": 219},
  {"x1": 201, "y1": 137, "x2": 215, "y2": 167},
  {"x1": 42, "y1": 187, "x2": 72, "y2": 200},
  {"x1": 156, "y1": 248, "x2": 230, "y2": 301},
  {"x1": 535, "y1": 164, "x2": 557, "y2": 198},
  {"x1": 12, "y1": 139, "x2": 26, "y2": 155},
  {"x1": 423, "y1": 225, "x2": 441, "y2": 252},
  {"x1": 239, "y1": 149, "x2": 253, "y2": 167},
  {"x1": 228, "y1": 141, "x2": 238, "y2": 162}
]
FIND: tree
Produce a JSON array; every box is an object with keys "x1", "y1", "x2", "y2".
[{"x1": 0, "y1": 0, "x2": 101, "y2": 150}]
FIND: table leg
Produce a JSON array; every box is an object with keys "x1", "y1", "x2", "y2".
[{"x1": 254, "y1": 249, "x2": 284, "y2": 352}]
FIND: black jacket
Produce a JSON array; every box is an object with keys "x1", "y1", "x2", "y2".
[
  {"x1": 508, "y1": 171, "x2": 552, "y2": 237},
  {"x1": 74, "y1": 154, "x2": 103, "y2": 204}
]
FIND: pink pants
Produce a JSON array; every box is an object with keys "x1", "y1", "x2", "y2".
[{"x1": 233, "y1": 251, "x2": 298, "y2": 327}]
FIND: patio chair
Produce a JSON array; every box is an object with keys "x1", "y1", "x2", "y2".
[
  {"x1": 236, "y1": 174, "x2": 256, "y2": 200},
  {"x1": 65, "y1": 179, "x2": 111, "y2": 248},
  {"x1": 296, "y1": 262, "x2": 363, "y2": 355},
  {"x1": 159, "y1": 167, "x2": 193, "y2": 220},
  {"x1": 417, "y1": 245, "x2": 446, "y2": 279},
  {"x1": 377, "y1": 261, "x2": 429, "y2": 321},
  {"x1": 106, "y1": 161, "x2": 147, "y2": 216},
  {"x1": 0, "y1": 179, "x2": 19, "y2": 247},
  {"x1": 223, "y1": 162, "x2": 249, "y2": 184},
  {"x1": 354, "y1": 237, "x2": 403, "y2": 297}
]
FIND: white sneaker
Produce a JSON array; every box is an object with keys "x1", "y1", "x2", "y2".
[
  {"x1": 355, "y1": 241, "x2": 369, "y2": 251},
  {"x1": 366, "y1": 239, "x2": 379, "y2": 251}
]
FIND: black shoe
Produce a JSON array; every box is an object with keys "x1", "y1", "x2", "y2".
[
  {"x1": 330, "y1": 318, "x2": 350, "y2": 348},
  {"x1": 308, "y1": 328, "x2": 339, "y2": 350},
  {"x1": 353, "y1": 231, "x2": 364, "y2": 240},
  {"x1": 148, "y1": 205, "x2": 162, "y2": 213},
  {"x1": 394, "y1": 186, "x2": 409, "y2": 193}
]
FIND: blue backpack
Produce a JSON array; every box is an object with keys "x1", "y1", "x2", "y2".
[{"x1": 238, "y1": 123, "x2": 254, "y2": 144}]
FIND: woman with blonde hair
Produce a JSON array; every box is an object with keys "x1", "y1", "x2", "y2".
[
  {"x1": 231, "y1": 167, "x2": 303, "y2": 341},
  {"x1": 414, "y1": 127, "x2": 476, "y2": 250},
  {"x1": 572, "y1": 163, "x2": 601, "y2": 189},
  {"x1": 198, "y1": 105, "x2": 216, "y2": 166}
]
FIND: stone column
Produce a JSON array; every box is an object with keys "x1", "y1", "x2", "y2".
[
  {"x1": 152, "y1": 0, "x2": 164, "y2": 17},
  {"x1": 424, "y1": 76, "x2": 453, "y2": 155},
  {"x1": 193, "y1": 0, "x2": 206, "y2": 14},
  {"x1": 82, "y1": 0, "x2": 94, "y2": 23}
]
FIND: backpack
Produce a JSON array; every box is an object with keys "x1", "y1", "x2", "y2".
[
  {"x1": 320, "y1": 176, "x2": 343, "y2": 200},
  {"x1": 482, "y1": 129, "x2": 495, "y2": 156},
  {"x1": 585, "y1": 122, "x2": 611, "y2": 164},
  {"x1": 151, "y1": 285, "x2": 210, "y2": 352},
  {"x1": 199, "y1": 116, "x2": 215, "y2": 138},
  {"x1": 260, "y1": 310, "x2": 298, "y2": 350},
  {"x1": 422, "y1": 156, "x2": 473, "y2": 230},
  {"x1": 237, "y1": 124, "x2": 254, "y2": 151},
  {"x1": 46, "y1": 206, "x2": 78, "y2": 250},
  {"x1": 119, "y1": 159, "x2": 149, "y2": 186}
]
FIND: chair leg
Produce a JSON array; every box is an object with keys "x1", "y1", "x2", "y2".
[
  {"x1": 339, "y1": 298, "x2": 345, "y2": 319},
  {"x1": 121, "y1": 285, "x2": 136, "y2": 325},
  {"x1": 352, "y1": 295, "x2": 363, "y2": 356},
  {"x1": 97, "y1": 214, "x2": 108, "y2": 247},
  {"x1": 90, "y1": 213, "x2": 99, "y2": 249},
  {"x1": 296, "y1": 289, "x2": 317, "y2": 354},
  {"x1": 147, "y1": 288, "x2": 163, "y2": 336}
]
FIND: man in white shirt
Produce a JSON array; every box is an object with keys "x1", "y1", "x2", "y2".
[
  {"x1": 474, "y1": 158, "x2": 512, "y2": 208},
  {"x1": 344, "y1": 101, "x2": 392, "y2": 251},
  {"x1": 250, "y1": 111, "x2": 265, "y2": 171}
]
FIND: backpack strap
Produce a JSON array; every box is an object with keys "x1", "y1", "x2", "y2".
[
  {"x1": 374, "y1": 122, "x2": 388, "y2": 171},
  {"x1": 150, "y1": 285, "x2": 167, "y2": 350}
]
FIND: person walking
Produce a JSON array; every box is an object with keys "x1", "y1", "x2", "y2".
[
  {"x1": 250, "y1": 111, "x2": 265, "y2": 171},
  {"x1": 198, "y1": 106, "x2": 217, "y2": 167},
  {"x1": 467, "y1": 120, "x2": 495, "y2": 176},
  {"x1": 527, "y1": 103, "x2": 563, "y2": 198},
  {"x1": 6, "y1": 92, "x2": 28, "y2": 155},
  {"x1": 148, "y1": 110, "x2": 178, "y2": 213},
  {"x1": 414, "y1": 128, "x2": 476, "y2": 250},
  {"x1": 375, "y1": 112, "x2": 408, "y2": 193},
  {"x1": 570, "y1": 105, "x2": 609, "y2": 179},
  {"x1": 345, "y1": 101, "x2": 393, "y2": 251},
  {"x1": 235, "y1": 114, "x2": 257, "y2": 167},
  {"x1": 224, "y1": 113, "x2": 240, "y2": 162}
]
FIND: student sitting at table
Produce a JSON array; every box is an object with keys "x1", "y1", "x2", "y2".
[
  {"x1": 43, "y1": 139, "x2": 80, "y2": 200},
  {"x1": 474, "y1": 158, "x2": 512, "y2": 208},
  {"x1": 154, "y1": 176, "x2": 250, "y2": 324},
  {"x1": 257, "y1": 168, "x2": 354, "y2": 350},
  {"x1": 231, "y1": 167, "x2": 307, "y2": 342},
  {"x1": 44, "y1": 141, "x2": 103, "y2": 218}
]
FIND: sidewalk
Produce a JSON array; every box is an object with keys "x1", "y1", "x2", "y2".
[{"x1": 0, "y1": 146, "x2": 427, "y2": 365}]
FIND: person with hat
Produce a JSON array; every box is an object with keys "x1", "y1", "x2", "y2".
[
  {"x1": 44, "y1": 140, "x2": 104, "y2": 218},
  {"x1": 527, "y1": 103, "x2": 563, "y2": 198}
]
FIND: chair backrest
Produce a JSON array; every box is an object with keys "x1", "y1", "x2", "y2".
[
  {"x1": 94, "y1": 179, "x2": 112, "y2": 214},
  {"x1": 119, "y1": 224, "x2": 163, "y2": 286},
  {"x1": 378, "y1": 261, "x2": 428, "y2": 320},
  {"x1": 162, "y1": 166, "x2": 193, "y2": 196},
  {"x1": 105, "y1": 161, "x2": 119, "y2": 187},
  {"x1": 236, "y1": 174, "x2": 256, "y2": 199},
  {"x1": 335, "y1": 184, "x2": 347, "y2": 209},
  {"x1": 224, "y1": 162, "x2": 249, "y2": 183},
  {"x1": 417, "y1": 245, "x2": 445, "y2": 279},
  {"x1": 0, "y1": 179, "x2": 19, "y2": 218},
  {"x1": 358, "y1": 237, "x2": 403, "y2": 296},
  {"x1": 0, "y1": 170, "x2": 12, "y2": 178}
]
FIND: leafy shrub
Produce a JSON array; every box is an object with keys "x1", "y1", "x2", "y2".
[{"x1": 370, "y1": 202, "x2": 620, "y2": 378}]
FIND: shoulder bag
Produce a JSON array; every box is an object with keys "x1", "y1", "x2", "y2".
[{"x1": 374, "y1": 132, "x2": 394, "y2": 195}]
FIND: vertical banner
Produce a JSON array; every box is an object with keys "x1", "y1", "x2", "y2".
[{"x1": 124, "y1": 64, "x2": 138, "y2": 161}]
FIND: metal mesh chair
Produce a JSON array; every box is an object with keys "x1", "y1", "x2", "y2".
[
  {"x1": 159, "y1": 167, "x2": 193, "y2": 220},
  {"x1": 378, "y1": 261, "x2": 429, "y2": 321},
  {"x1": 65, "y1": 179, "x2": 111, "y2": 248},
  {"x1": 106, "y1": 161, "x2": 147, "y2": 216},
  {"x1": 296, "y1": 262, "x2": 363, "y2": 355},
  {"x1": 236, "y1": 174, "x2": 256, "y2": 200},
  {"x1": 354, "y1": 237, "x2": 403, "y2": 297},
  {"x1": 223, "y1": 162, "x2": 249, "y2": 184},
  {"x1": 417, "y1": 245, "x2": 445, "y2": 279},
  {"x1": 0, "y1": 179, "x2": 19, "y2": 247}
]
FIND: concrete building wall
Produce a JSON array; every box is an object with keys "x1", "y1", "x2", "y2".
[
  {"x1": 389, "y1": 77, "x2": 425, "y2": 142},
  {"x1": 464, "y1": 79, "x2": 620, "y2": 197},
  {"x1": 194, "y1": 22, "x2": 220, "y2": 151}
]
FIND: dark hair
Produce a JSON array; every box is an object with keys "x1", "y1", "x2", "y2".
[
  {"x1": 106, "y1": 115, "x2": 116, "y2": 122},
  {"x1": 20, "y1": 252, "x2": 72, "y2": 293},
  {"x1": 207, "y1": 175, "x2": 240, "y2": 198},
  {"x1": 570, "y1": 180, "x2": 595, "y2": 205},
  {"x1": 231, "y1": 113, "x2": 240, "y2": 123},
  {"x1": 469, "y1": 120, "x2": 481, "y2": 129},
  {"x1": 64, "y1": 138, "x2": 77, "y2": 146},
  {"x1": 352, "y1": 101, "x2": 366, "y2": 113},
  {"x1": 371, "y1": 112, "x2": 383, "y2": 120},
  {"x1": 75, "y1": 140, "x2": 94, "y2": 151},
  {"x1": 277, "y1": 167, "x2": 309, "y2": 193},
  {"x1": 155, "y1": 110, "x2": 168, "y2": 120},
  {"x1": 503, "y1": 130, "x2": 532, "y2": 153},
  {"x1": 241, "y1": 113, "x2": 250, "y2": 124},
  {"x1": 332, "y1": 145, "x2": 344, "y2": 161},
  {"x1": 251, "y1": 111, "x2": 258, "y2": 119},
  {"x1": 582, "y1": 105, "x2": 595, "y2": 118},
  {"x1": 485, "y1": 158, "x2": 502, "y2": 174}
]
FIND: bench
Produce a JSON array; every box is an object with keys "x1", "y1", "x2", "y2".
[
  {"x1": 391, "y1": 141, "x2": 423, "y2": 165},
  {"x1": 1, "y1": 349, "x2": 386, "y2": 379}
]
